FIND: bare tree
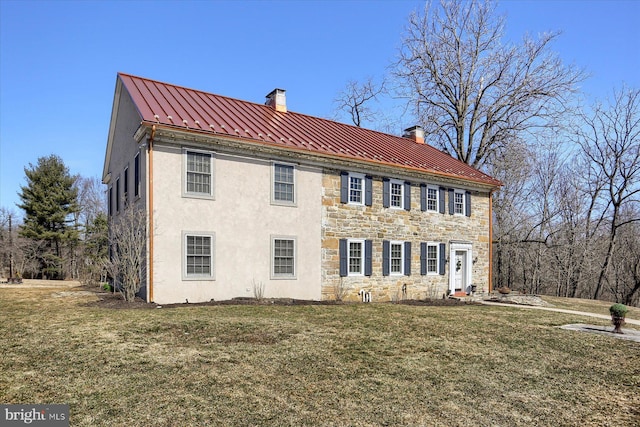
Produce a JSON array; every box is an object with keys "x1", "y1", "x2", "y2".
[
  {"x1": 394, "y1": 0, "x2": 585, "y2": 167},
  {"x1": 334, "y1": 77, "x2": 386, "y2": 127},
  {"x1": 104, "y1": 207, "x2": 147, "y2": 302},
  {"x1": 574, "y1": 87, "x2": 640, "y2": 300}
]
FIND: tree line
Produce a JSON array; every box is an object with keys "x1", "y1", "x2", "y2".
[{"x1": 0, "y1": 155, "x2": 108, "y2": 285}]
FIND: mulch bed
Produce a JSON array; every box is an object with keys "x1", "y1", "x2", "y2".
[{"x1": 83, "y1": 286, "x2": 473, "y2": 309}]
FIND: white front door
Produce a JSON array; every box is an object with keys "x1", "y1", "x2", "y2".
[
  {"x1": 454, "y1": 250, "x2": 467, "y2": 292},
  {"x1": 449, "y1": 243, "x2": 472, "y2": 295}
]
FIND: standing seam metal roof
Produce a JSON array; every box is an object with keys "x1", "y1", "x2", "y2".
[{"x1": 118, "y1": 73, "x2": 501, "y2": 187}]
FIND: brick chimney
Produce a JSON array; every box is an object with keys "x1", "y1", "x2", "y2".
[
  {"x1": 403, "y1": 126, "x2": 424, "y2": 144},
  {"x1": 265, "y1": 88, "x2": 287, "y2": 113}
]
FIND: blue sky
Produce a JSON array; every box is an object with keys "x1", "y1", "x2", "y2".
[{"x1": 1, "y1": 0, "x2": 639, "y2": 216}]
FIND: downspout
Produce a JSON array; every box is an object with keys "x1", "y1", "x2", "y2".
[
  {"x1": 147, "y1": 125, "x2": 156, "y2": 302},
  {"x1": 488, "y1": 189, "x2": 494, "y2": 293}
]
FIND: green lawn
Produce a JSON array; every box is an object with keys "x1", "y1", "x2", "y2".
[{"x1": 1, "y1": 286, "x2": 638, "y2": 426}]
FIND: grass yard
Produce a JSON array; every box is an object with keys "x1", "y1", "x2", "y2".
[
  {"x1": 1, "y1": 285, "x2": 638, "y2": 426},
  {"x1": 540, "y1": 295, "x2": 640, "y2": 320}
]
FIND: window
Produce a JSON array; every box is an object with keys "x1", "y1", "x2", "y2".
[
  {"x1": 449, "y1": 189, "x2": 471, "y2": 216},
  {"x1": 421, "y1": 242, "x2": 446, "y2": 275},
  {"x1": 383, "y1": 240, "x2": 411, "y2": 276},
  {"x1": 427, "y1": 244, "x2": 438, "y2": 273},
  {"x1": 272, "y1": 237, "x2": 296, "y2": 278},
  {"x1": 339, "y1": 239, "x2": 372, "y2": 276},
  {"x1": 390, "y1": 242, "x2": 403, "y2": 274},
  {"x1": 383, "y1": 178, "x2": 410, "y2": 210},
  {"x1": 134, "y1": 152, "x2": 140, "y2": 198},
  {"x1": 273, "y1": 163, "x2": 295, "y2": 204},
  {"x1": 108, "y1": 187, "x2": 113, "y2": 216},
  {"x1": 123, "y1": 167, "x2": 129, "y2": 205},
  {"x1": 349, "y1": 240, "x2": 364, "y2": 275},
  {"x1": 454, "y1": 191, "x2": 465, "y2": 215},
  {"x1": 390, "y1": 180, "x2": 403, "y2": 208},
  {"x1": 185, "y1": 150, "x2": 213, "y2": 197},
  {"x1": 184, "y1": 233, "x2": 214, "y2": 278},
  {"x1": 427, "y1": 186, "x2": 438, "y2": 211},
  {"x1": 340, "y1": 172, "x2": 372, "y2": 206},
  {"x1": 349, "y1": 174, "x2": 364, "y2": 204},
  {"x1": 115, "y1": 177, "x2": 120, "y2": 213}
]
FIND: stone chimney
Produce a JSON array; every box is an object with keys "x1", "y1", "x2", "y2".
[
  {"x1": 265, "y1": 88, "x2": 287, "y2": 113},
  {"x1": 403, "y1": 126, "x2": 425, "y2": 144}
]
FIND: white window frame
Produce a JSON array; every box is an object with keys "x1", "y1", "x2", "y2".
[
  {"x1": 182, "y1": 231, "x2": 215, "y2": 280},
  {"x1": 426, "y1": 242, "x2": 439, "y2": 275},
  {"x1": 183, "y1": 148, "x2": 214, "y2": 199},
  {"x1": 390, "y1": 240, "x2": 404, "y2": 275},
  {"x1": 426, "y1": 185, "x2": 439, "y2": 212},
  {"x1": 271, "y1": 235, "x2": 296, "y2": 279},
  {"x1": 271, "y1": 162, "x2": 296, "y2": 206},
  {"x1": 123, "y1": 165, "x2": 129, "y2": 206},
  {"x1": 348, "y1": 172, "x2": 365, "y2": 205},
  {"x1": 454, "y1": 189, "x2": 465, "y2": 215},
  {"x1": 347, "y1": 238, "x2": 365, "y2": 276},
  {"x1": 390, "y1": 179, "x2": 404, "y2": 209}
]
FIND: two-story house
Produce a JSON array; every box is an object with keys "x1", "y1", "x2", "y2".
[{"x1": 103, "y1": 73, "x2": 501, "y2": 304}]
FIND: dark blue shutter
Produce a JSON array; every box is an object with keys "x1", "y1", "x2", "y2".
[
  {"x1": 382, "y1": 240, "x2": 390, "y2": 276},
  {"x1": 365, "y1": 176, "x2": 373, "y2": 206},
  {"x1": 439, "y1": 187, "x2": 446, "y2": 214},
  {"x1": 365, "y1": 239, "x2": 373, "y2": 276},
  {"x1": 383, "y1": 178, "x2": 390, "y2": 208},
  {"x1": 465, "y1": 191, "x2": 471, "y2": 217},
  {"x1": 339, "y1": 239, "x2": 347, "y2": 277},
  {"x1": 404, "y1": 241, "x2": 411, "y2": 275},
  {"x1": 448, "y1": 188, "x2": 455, "y2": 215},
  {"x1": 340, "y1": 172, "x2": 348, "y2": 204},
  {"x1": 420, "y1": 242, "x2": 427, "y2": 275},
  {"x1": 420, "y1": 184, "x2": 427, "y2": 211},
  {"x1": 404, "y1": 182, "x2": 411, "y2": 211},
  {"x1": 439, "y1": 243, "x2": 446, "y2": 275}
]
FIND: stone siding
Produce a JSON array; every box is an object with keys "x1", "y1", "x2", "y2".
[{"x1": 321, "y1": 169, "x2": 491, "y2": 301}]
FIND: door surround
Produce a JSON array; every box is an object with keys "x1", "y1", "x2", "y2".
[{"x1": 449, "y1": 242, "x2": 472, "y2": 294}]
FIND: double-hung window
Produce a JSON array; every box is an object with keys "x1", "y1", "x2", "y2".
[
  {"x1": 454, "y1": 190, "x2": 465, "y2": 215},
  {"x1": 390, "y1": 180, "x2": 403, "y2": 208},
  {"x1": 339, "y1": 239, "x2": 372, "y2": 277},
  {"x1": 427, "y1": 186, "x2": 438, "y2": 211},
  {"x1": 184, "y1": 233, "x2": 214, "y2": 279},
  {"x1": 390, "y1": 242, "x2": 403, "y2": 274},
  {"x1": 349, "y1": 174, "x2": 364, "y2": 204},
  {"x1": 185, "y1": 150, "x2": 213, "y2": 197},
  {"x1": 426, "y1": 244, "x2": 438, "y2": 274},
  {"x1": 421, "y1": 242, "x2": 446, "y2": 275},
  {"x1": 383, "y1": 240, "x2": 411, "y2": 276},
  {"x1": 348, "y1": 239, "x2": 365, "y2": 275},
  {"x1": 273, "y1": 163, "x2": 295, "y2": 204},
  {"x1": 272, "y1": 237, "x2": 296, "y2": 278}
]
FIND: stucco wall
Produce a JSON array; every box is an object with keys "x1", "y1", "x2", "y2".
[
  {"x1": 321, "y1": 169, "x2": 491, "y2": 302},
  {"x1": 104, "y1": 86, "x2": 149, "y2": 299},
  {"x1": 151, "y1": 145, "x2": 323, "y2": 304}
]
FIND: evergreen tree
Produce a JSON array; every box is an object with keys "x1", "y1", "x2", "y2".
[{"x1": 18, "y1": 155, "x2": 80, "y2": 279}]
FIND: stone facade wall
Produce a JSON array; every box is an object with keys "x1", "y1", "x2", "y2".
[{"x1": 321, "y1": 168, "x2": 491, "y2": 302}]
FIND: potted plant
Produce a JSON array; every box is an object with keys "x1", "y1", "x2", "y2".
[{"x1": 609, "y1": 303, "x2": 629, "y2": 334}]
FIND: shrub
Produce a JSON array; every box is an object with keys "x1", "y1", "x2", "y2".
[{"x1": 609, "y1": 303, "x2": 629, "y2": 318}]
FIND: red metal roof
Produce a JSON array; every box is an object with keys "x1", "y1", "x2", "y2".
[{"x1": 118, "y1": 73, "x2": 500, "y2": 187}]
